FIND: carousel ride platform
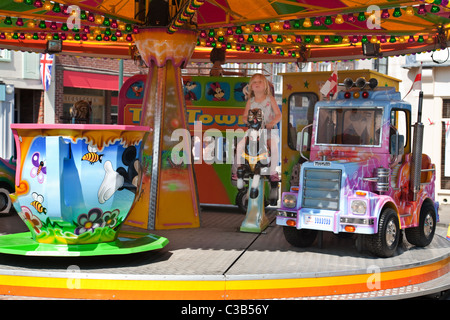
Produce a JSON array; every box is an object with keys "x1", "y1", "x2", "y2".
[{"x1": 0, "y1": 207, "x2": 449, "y2": 300}]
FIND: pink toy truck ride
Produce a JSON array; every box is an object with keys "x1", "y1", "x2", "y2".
[{"x1": 277, "y1": 77, "x2": 438, "y2": 257}]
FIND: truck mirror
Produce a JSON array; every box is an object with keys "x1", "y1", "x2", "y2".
[
  {"x1": 298, "y1": 124, "x2": 312, "y2": 161},
  {"x1": 390, "y1": 136, "x2": 396, "y2": 155},
  {"x1": 296, "y1": 131, "x2": 303, "y2": 152},
  {"x1": 390, "y1": 129, "x2": 404, "y2": 164},
  {"x1": 398, "y1": 135, "x2": 404, "y2": 156}
]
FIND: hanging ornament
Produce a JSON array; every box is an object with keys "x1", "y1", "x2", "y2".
[
  {"x1": 335, "y1": 14, "x2": 344, "y2": 24},
  {"x1": 303, "y1": 18, "x2": 312, "y2": 28},
  {"x1": 313, "y1": 17, "x2": 322, "y2": 26},
  {"x1": 52, "y1": 3, "x2": 61, "y2": 13},
  {"x1": 417, "y1": 4, "x2": 426, "y2": 14},
  {"x1": 346, "y1": 13, "x2": 356, "y2": 23},
  {"x1": 33, "y1": 0, "x2": 43, "y2": 8},
  {"x1": 357, "y1": 12, "x2": 366, "y2": 21},
  {"x1": 405, "y1": 6, "x2": 414, "y2": 15},
  {"x1": 381, "y1": 9, "x2": 390, "y2": 19},
  {"x1": 283, "y1": 20, "x2": 291, "y2": 29},
  {"x1": 324, "y1": 16, "x2": 333, "y2": 25},
  {"x1": 43, "y1": 2, "x2": 52, "y2": 10},
  {"x1": 430, "y1": 5, "x2": 440, "y2": 13},
  {"x1": 393, "y1": 7, "x2": 402, "y2": 17}
]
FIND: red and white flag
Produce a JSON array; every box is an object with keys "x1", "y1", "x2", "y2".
[
  {"x1": 404, "y1": 63, "x2": 422, "y2": 98},
  {"x1": 320, "y1": 68, "x2": 338, "y2": 99},
  {"x1": 40, "y1": 53, "x2": 54, "y2": 92}
]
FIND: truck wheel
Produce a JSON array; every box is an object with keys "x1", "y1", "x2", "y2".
[
  {"x1": 283, "y1": 226, "x2": 318, "y2": 247},
  {"x1": 405, "y1": 202, "x2": 436, "y2": 247},
  {"x1": 365, "y1": 208, "x2": 400, "y2": 258},
  {"x1": 0, "y1": 187, "x2": 12, "y2": 215}
]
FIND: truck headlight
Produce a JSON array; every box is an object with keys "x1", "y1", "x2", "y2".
[
  {"x1": 282, "y1": 194, "x2": 297, "y2": 208},
  {"x1": 351, "y1": 200, "x2": 367, "y2": 215}
]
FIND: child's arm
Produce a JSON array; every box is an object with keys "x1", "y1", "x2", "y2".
[{"x1": 242, "y1": 99, "x2": 251, "y2": 125}]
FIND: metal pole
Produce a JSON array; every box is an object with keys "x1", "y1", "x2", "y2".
[
  {"x1": 118, "y1": 59, "x2": 124, "y2": 90},
  {"x1": 410, "y1": 90, "x2": 424, "y2": 201},
  {"x1": 417, "y1": 91, "x2": 423, "y2": 123}
]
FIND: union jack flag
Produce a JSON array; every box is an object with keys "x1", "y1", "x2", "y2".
[
  {"x1": 40, "y1": 53, "x2": 54, "y2": 91},
  {"x1": 320, "y1": 66, "x2": 338, "y2": 100}
]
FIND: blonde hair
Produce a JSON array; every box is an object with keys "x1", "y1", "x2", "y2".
[{"x1": 248, "y1": 73, "x2": 271, "y2": 98}]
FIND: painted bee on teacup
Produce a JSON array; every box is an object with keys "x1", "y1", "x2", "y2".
[
  {"x1": 31, "y1": 192, "x2": 47, "y2": 214},
  {"x1": 82, "y1": 145, "x2": 104, "y2": 165}
]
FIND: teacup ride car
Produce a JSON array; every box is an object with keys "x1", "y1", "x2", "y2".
[{"x1": 0, "y1": 124, "x2": 168, "y2": 256}]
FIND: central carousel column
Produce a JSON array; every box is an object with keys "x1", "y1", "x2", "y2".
[{"x1": 131, "y1": 27, "x2": 200, "y2": 230}]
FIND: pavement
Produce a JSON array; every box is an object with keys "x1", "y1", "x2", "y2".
[{"x1": 438, "y1": 204, "x2": 450, "y2": 228}]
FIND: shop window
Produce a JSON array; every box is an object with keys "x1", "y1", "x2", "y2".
[
  {"x1": 62, "y1": 87, "x2": 105, "y2": 124},
  {"x1": 373, "y1": 57, "x2": 388, "y2": 75},
  {"x1": 0, "y1": 50, "x2": 11, "y2": 62},
  {"x1": 441, "y1": 99, "x2": 450, "y2": 189}
]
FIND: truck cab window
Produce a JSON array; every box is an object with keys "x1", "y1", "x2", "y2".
[
  {"x1": 316, "y1": 107, "x2": 383, "y2": 146},
  {"x1": 390, "y1": 109, "x2": 410, "y2": 153}
]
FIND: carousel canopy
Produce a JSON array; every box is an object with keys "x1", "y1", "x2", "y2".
[{"x1": 0, "y1": 0, "x2": 449, "y2": 62}]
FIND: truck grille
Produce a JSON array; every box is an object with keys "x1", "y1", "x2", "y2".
[{"x1": 302, "y1": 168, "x2": 341, "y2": 210}]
